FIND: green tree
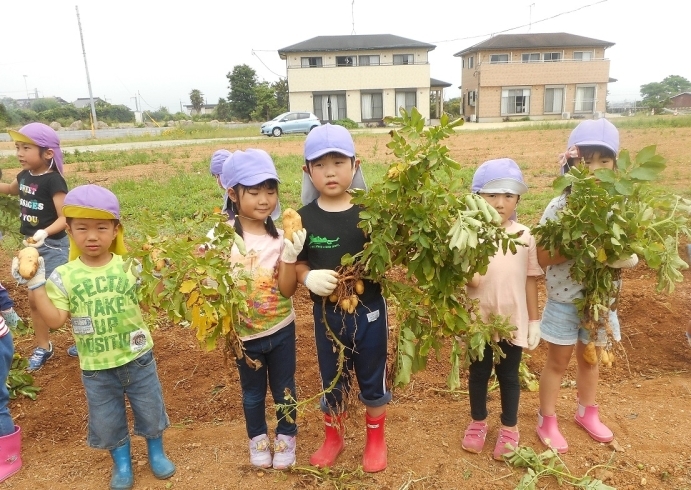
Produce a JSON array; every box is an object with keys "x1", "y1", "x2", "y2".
[
  {"x1": 251, "y1": 82, "x2": 280, "y2": 121},
  {"x1": 227, "y1": 64, "x2": 258, "y2": 121},
  {"x1": 444, "y1": 97, "x2": 461, "y2": 118},
  {"x1": 272, "y1": 78, "x2": 289, "y2": 113},
  {"x1": 30, "y1": 98, "x2": 62, "y2": 113},
  {"x1": 189, "y1": 89, "x2": 204, "y2": 114},
  {"x1": 640, "y1": 75, "x2": 691, "y2": 111},
  {"x1": 214, "y1": 98, "x2": 233, "y2": 121},
  {"x1": 0, "y1": 103, "x2": 8, "y2": 128}
]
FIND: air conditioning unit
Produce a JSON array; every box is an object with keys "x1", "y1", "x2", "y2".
[
  {"x1": 561, "y1": 112, "x2": 571, "y2": 120},
  {"x1": 470, "y1": 114, "x2": 477, "y2": 122},
  {"x1": 594, "y1": 111, "x2": 604, "y2": 119}
]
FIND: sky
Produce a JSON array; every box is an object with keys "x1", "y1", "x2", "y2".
[{"x1": 1, "y1": 0, "x2": 687, "y2": 113}]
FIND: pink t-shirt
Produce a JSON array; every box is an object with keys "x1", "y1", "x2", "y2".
[{"x1": 466, "y1": 221, "x2": 542, "y2": 348}]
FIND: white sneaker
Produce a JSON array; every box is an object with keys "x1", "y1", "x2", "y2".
[
  {"x1": 272, "y1": 434, "x2": 296, "y2": 470},
  {"x1": 249, "y1": 434, "x2": 272, "y2": 468}
]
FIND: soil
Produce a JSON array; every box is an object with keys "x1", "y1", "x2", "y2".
[{"x1": 3, "y1": 127, "x2": 691, "y2": 490}]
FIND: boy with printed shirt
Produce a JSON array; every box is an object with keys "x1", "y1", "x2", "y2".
[
  {"x1": 295, "y1": 124, "x2": 390, "y2": 473},
  {"x1": 12, "y1": 185, "x2": 174, "y2": 490}
]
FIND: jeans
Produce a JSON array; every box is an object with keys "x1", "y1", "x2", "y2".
[
  {"x1": 0, "y1": 284, "x2": 13, "y2": 311},
  {"x1": 314, "y1": 295, "x2": 391, "y2": 413},
  {"x1": 81, "y1": 349, "x2": 170, "y2": 449},
  {"x1": 468, "y1": 340, "x2": 523, "y2": 427},
  {"x1": 236, "y1": 322, "x2": 297, "y2": 439},
  {"x1": 0, "y1": 333, "x2": 14, "y2": 436},
  {"x1": 37, "y1": 235, "x2": 69, "y2": 277}
]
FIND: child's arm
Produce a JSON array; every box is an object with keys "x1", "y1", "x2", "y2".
[
  {"x1": 526, "y1": 275, "x2": 541, "y2": 349},
  {"x1": 44, "y1": 191, "x2": 67, "y2": 236},
  {"x1": 27, "y1": 286, "x2": 69, "y2": 329},
  {"x1": 537, "y1": 245, "x2": 568, "y2": 269},
  {"x1": 0, "y1": 180, "x2": 19, "y2": 196}
]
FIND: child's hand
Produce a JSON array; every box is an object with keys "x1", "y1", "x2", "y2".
[
  {"x1": 11, "y1": 256, "x2": 46, "y2": 290},
  {"x1": 608, "y1": 253, "x2": 638, "y2": 269},
  {"x1": 281, "y1": 229, "x2": 306, "y2": 264},
  {"x1": 23, "y1": 229, "x2": 48, "y2": 248},
  {"x1": 527, "y1": 320, "x2": 541, "y2": 350},
  {"x1": 304, "y1": 269, "x2": 338, "y2": 296}
]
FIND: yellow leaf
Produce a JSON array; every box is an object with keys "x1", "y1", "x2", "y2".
[
  {"x1": 596, "y1": 248, "x2": 607, "y2": 263},
  {"x1": 186, "y1": 291, "x2": 200, "y2": 308},
  {"x1": 179, "y1": 280, "x2": 197, "y2": 294}
]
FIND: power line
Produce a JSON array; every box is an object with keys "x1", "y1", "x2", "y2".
[
  {"x1": 431, "y1": 0, "x2": 608, "y2": 44},
  {"x1": 251, "y1": 50, "x2": 285, "y2": 79}
]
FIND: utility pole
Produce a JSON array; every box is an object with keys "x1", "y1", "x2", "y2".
[
  {"x1": 23, "y1": 75, "x2": 29, "y2": 99},
  {"x1": 529, "y1": 3, "x2": 535, "y2": 32},
  {"x1": 75, "y1": 5, "x2": 98, "y2": 135}
]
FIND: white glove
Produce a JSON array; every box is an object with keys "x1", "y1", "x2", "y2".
[
  {"x1": 527, "y1": 320, "x2": 541, "y2": 350},
  {"x1": 23, "y1": 229, "x2": 48, "y2": 248},
  {"x1": 281, "y1": 229, "x2": 306, "y2": 264},
  {"x1": 304, "y1": 269, "x2": 338, "y2": 297},
  {"x1": 609, "y1": 253, "x2": 638, "y2": 269},
  {"x1": 11, "y1": 256, "x2": 46, "y2": 290}
]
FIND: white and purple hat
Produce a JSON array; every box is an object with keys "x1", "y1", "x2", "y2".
[
  {"x1": 472, "y1": 158, "x2": 528, "y2": 195},
  {"x1": 220, "y1": 149, "x2": 281, "y2": 220},
  {"x1": 560, "y1": 119, "x2": 620, "y2": 174},
  {"x1": 8, "y1": 122, "x2": 64, "y2": 175},
  {"x1": 209, "y1": 149, "x2": 231, "y2": 176}
]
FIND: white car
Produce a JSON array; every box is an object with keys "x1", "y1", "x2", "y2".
[{"x1": 260, "y1": 111, "x2": 321, "y2": 137}]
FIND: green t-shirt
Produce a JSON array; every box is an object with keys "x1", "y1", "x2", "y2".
[{"x1": 46, "y1": 254, "x2": 153, "y2": 371}]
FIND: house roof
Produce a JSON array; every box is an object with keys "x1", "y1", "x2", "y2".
[
  {"x1": 279, "y1": 34, "x2": 435, "y2": 58},
  {"x1": 431, "y1": 78, "x2": 452, "y2": 88},
  {"x1": 72, "y1": 97, "x2": 104, "y2": 108},
  {"x1": 453, "y1": 33, "x2": 614, "y2": 57},
  {"x1": 671, "y1": 92, "x2": 691, "y2": 98}
]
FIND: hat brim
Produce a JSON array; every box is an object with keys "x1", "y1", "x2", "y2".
[
  {"x1": 477, "y1": 178, "x2": 528, "y2": 196},
  {"x1": 305, "y1": 147, "x2": 355, "y2": 162},
  {"x1": 63, "y1": 204, "x2": 118, "y2": 220},
  {"x1": 573, "y1": 140, "x2": 618, "y2": 155},
  {"x1": 7, "y1": 130, "x2": 37, "y2": 145}
]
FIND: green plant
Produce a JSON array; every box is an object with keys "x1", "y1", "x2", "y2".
[
  {"x1": 7, "y1": 353, "x2": 40, "y2": 400},
  {"x1": 332, "y1": 118, "x2": 358, "y2": 129}
]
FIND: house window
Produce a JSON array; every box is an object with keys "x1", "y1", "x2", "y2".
[
  {"x1": 575, "y1": 85, "x2": 596, "y2": 112},
  {"x1": 544, "y1": 87, "x2": 564, "y2": 113},
  {"x1": 543, "y1": 52, "x2": 561, "y2": 62},
  {"x1": 468, "y1": 91, "x2": 477, "y2": 107},
  {"x1": 522, "y1": 53, "x2": 540, "y2": 63},
  {"x1": 361, "y1": 92, "x2": 383, "y2": 120},
  {"x1": 358, "y1": 55, "x2": 380, "y2": 66},
  {"x1": 462, "y1": 58, "x2": 465, "y2": 69},
  {"x1": 313, "y1": 93, "x2": 347, "y2": 121},
  {"x1": 395, "y1": 91, "x2": 416, "y2": 113},
  {"x1": 336, "y1": 56, "x2": 355, "y2": 67},
  {"x1": 490, "y1": 54, "x2": 509, "y2": 63},
  {"x1": 501, "y1": 88, "x2": 530, "y2": 115},
  {"x1": 393, "y1": 54, "x2": 414, "y2": 65},
  {"x1": 301, "y1": 57, "x2": 323, "y2": 68},
  {"x1": 469, "y1": 56, "x2": 474, "y2": 68},
  {"x1": 573, "y1": 51, "x2": 593, "y2": 61}
]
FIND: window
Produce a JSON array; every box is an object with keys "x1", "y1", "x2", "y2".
[
  {"x1": 313, "y1": 93, "x2": 346, "y2": 121},
  {"x1": 361, "y1": 92, "x2": 383, "y2": 120},
  {"x1": 395, "y1": 91, "x2": 416, "y2": 113},
  {"x1": 393, "y1": 54, "x2": 414, "y2": 65},
  {"x1": 468, "y1": 91, "x2": 477, "y2": 107},
  {"x1": 544, "y1": 87, "x2": 564, "y2": 113},
  {"x1": 490, "y1": 54, "x2": 509, "y2": 63},
  {"x1": 575, "y1": 86, "x2": 596, "y2": 112},
  {"x1": 469, "y1": 56, "x2": 474, "y2": 68},
  {"x1": 336, "y1": 56, "x2": 355, "y2": 67},
  {"x1": 301, "y1": 57, "x2": 322, "y2": 68},
  {"x1": 573, "y1": 51, "x2": 593, "y2": 61},
  {"x1": 358, "y1": 55, "x2": 380, "y2": 66},
  {"x1": 298, "y1": 113, "x2": 310, "y2": 119},
  {"x1": 522, "y1": 53, "x2": 540, "y2": 63},
  {"x1": 501, "y1": 88, "x2": 530, "y2": 115},
  {"x1": 283, "y1": 113, "x2": 298, "y2": 121},
  {"x1": 543, "y1": 52, "x2": 561, "y2": 62}
]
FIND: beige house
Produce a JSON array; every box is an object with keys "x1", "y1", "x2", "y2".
[
  {"x1": 278, "y1": 34, "x2": 446, "y2": 125},
  {"x1": 453, "y1": 33, "x2": 615, "y2": 122}
]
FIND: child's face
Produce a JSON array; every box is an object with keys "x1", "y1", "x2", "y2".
[
  {"x1": 581, "y1": 151, "x2": 615, "y2": 172},
  {"x1": 67, "y1": 218, "x2": 118, "y2": 263},
  {"x1": 304, "y1": 153, "x2": 357, "y2": 200},
  {"x1": 230, "y1": 185, "x2": 278, "y2": 222},
  {"x1": 15, "y1": 142, "x2": 52, "y2": 172},
  {"x1": 479, "y1": 193, "x2": 519, "y2": 227}
]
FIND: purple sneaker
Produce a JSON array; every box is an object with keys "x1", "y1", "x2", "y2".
[
  {"x1": 272, "y1": 434, "x2": 296, "y2": 470},
  {"x1": 249, "y1": 434, "x2": 271, "y2": 468}
]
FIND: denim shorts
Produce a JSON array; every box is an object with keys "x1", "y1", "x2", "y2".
[
  {"x1": 81, "y1": 349, "x2": 170, "y2": 449},
  {"x1": 34, "y1": 235, "x2": 69, "y2": 277},
  {"x1": 540, "y1": 299, "x2": 621, "y2": 346}
]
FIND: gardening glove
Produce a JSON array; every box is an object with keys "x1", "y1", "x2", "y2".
[
  {"x1": 281, "y1": 229, "x2": 306, "y2": 264},
  {"x1": 527, "y1": 320, "x2": 541, "y2": 350},
  {"x1": 304, "y1": 269, "x2": 338, "y2": 297},
  {"x1": 23, "y1": 229, "x2": 48, "y2": 248},
  {"x1": 11, "y1": 256, "x2": 46, "y2": 290},
  {"x1": 0, "y1": 308, "x2": 21, "y2": 329},
  {"x1": 608, "y1": 253, "x2": 638, "y2": 269}
]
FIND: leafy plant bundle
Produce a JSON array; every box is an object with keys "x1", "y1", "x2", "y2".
[
  {"x1": 0, "y1": 194, "x2": 21, "y2": 243},
  {"x1": 130, "y1": 212, "x2": 258, "y2": 367},
  {"x1": 7, "y1": 353, "x2": 40, "y2": 400},
  {"x1": 351, "y1": 109, "x2": 525, "y2": 389},
  {"x1": 533, "y1": 146, "x2": 691, "y2": 351}
]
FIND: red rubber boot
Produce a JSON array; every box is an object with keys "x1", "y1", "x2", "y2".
[
  {"x1": 362, "y1": 412, "x2": 387, "y2": 473},
  {"x1": 309, "y1": 413, "x2": 345, "y2": 467}
]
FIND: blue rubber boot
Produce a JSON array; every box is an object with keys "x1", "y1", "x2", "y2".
[
  {"x1": 146, "y1": 436, "x2": 175, "y2": 479},
  {"x1": 109, "y1": 441, "x2": 133, "y2": 490}
]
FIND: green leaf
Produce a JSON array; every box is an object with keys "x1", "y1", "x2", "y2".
[
  {"x1": 634, "y1": 145, "x2": 657, "y2": 164},
  {"x1": 628, "y1": 167, "x2": 662, "y2": 181},
  {"x1": 614, "y1": 179, "x2": 634, "y2": 196}
]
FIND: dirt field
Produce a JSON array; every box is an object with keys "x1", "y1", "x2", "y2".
[{"x1": 2, "y1": 126, "x2": 691, "y2": 489}]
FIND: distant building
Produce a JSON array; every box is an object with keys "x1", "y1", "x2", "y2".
[
  {"x1": 4, "y1": 97, "x2": 69, "y2": 109},
  {"x1": 670, "y1": 92, "x2": 691, "y2": 109},
  {"x1": 72, "y1": 97, "x2": 105, "y2": 109},
  {"x1": 183, "y1": 104, "x2": 217, "y2": 116}
]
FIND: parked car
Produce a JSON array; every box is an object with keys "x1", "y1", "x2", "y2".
[{"x1": 260, "y1": 111, "x2": 321, "y2": 137}]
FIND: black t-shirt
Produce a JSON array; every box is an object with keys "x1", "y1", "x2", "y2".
[
  {"x1": 16, "y1": 170, "x2": 68, "y2": 239},
  {"x1": 297, "y1": 200, "x2": 381, "y2": 304}
]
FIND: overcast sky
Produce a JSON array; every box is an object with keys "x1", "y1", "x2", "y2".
[{"x1": 1, "y1": 0, "x2": 686, "y2": 113}]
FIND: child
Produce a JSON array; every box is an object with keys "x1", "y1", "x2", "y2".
[
  {"x1": 0, "y1": 284, "x2": 22, "y2": 330},
  {"x1": 462, "y1": 158, "x2": 542, "y2": 460},
  {"x1": 218, "y1": 148, "x2": 304, "y2": 470},
  {"x1": 0, "y1": 123, "x2": 70, "y2": 370},
  {"x1": 295, "y1": 124, "x2": 391, "y2": 473},
  {"x1": 12, "y1": 184, "x2": 175, "y2": 489},
  {"x1": 209, "y1": 148, "x2": 231, "y2": 212},
  {"x1": 536, "y1": 119, "x2": 637, "y2": 453},
  {"x1": 0, "y1": 310, "x2": 22, "y2": 483}
]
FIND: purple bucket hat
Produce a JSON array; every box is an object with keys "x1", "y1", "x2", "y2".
[
  {"x1": 567, "y1": 119, "x2": 619, "y2": 155},
  {"x1": 472, "y1": 158, "x2": 528, "y2": 195},
  {"x1": 209, "y1": 149, "x2": 231, "y2": 176},
  {"x1": 221, "y1": 149, "x2": 281, "y2": 220},
  {"x1": 8, "y1": 122, "x2": 64, "y2": 175}
]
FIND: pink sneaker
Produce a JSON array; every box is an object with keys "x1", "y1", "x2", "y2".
[
  {"x1": 574, "y1": 403, "x2": 613, "y2": 443},
  {"x1": 249, "y1": 434, "x2": 272, "y2": 468},
  {"x1": 536, "y1": 412, "x2": 568, "y2": 453},
  {"x1": 272, "y1": 434, "x2": 296, "y2": 470},
  {"x1": 461, "y1": 420, "x2": 488, "y2": 454},
  {"x1": 493, "y1": 428, "x2": 519, "y2": 460}
]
